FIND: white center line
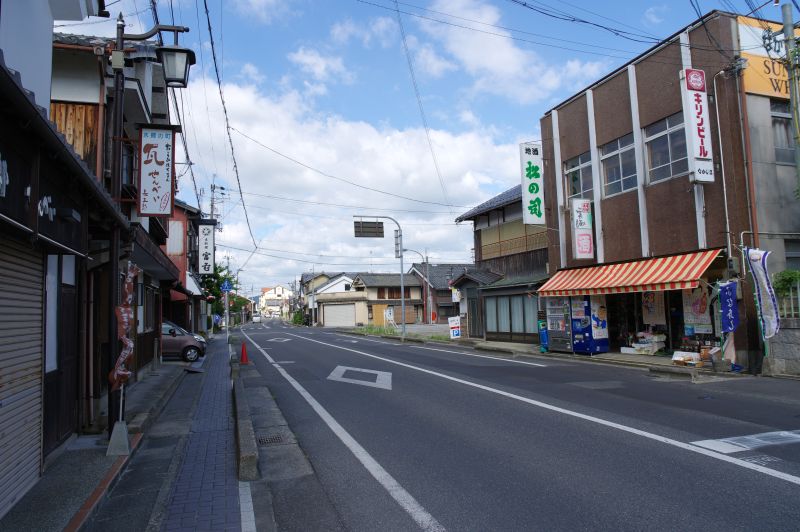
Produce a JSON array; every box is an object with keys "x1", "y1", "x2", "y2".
[
  {"x1": 286, "y1": 332, "x2": 800, "y2": 487},
  {"x1": 241, "y1": 330, "x2": 444, "y2": 532}
]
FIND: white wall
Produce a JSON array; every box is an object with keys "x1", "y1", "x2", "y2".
[
  {"x1": 318, "y1": 277, "x2": 354, "y2": 294},
  {"x1": 51, "y1": 50, "x2": 101, "y2": 103},
  {"x1": 0, "y1": 1, "x2": 56, "y2": 113}
]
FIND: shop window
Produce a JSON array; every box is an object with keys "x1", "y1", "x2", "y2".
[
  {"x1": 600, "y1": 133, "x2": 637, "y2": 196},
  {"x1": 511, "y1": 296, "x2": 525, "y2": 333},
  {"x1": 497, "y1": 296, "x2": 511, "y2": 333},
  {"x1": 644, "y1": 112, "x2": 688, "y2": 183},
  {"x1": 786, "y1": 239, "x2": 800, "y2": 270},
  {"x1": 524, "y1": 295, "x2": 538, "y2": 334},
  {"x1": 771, "y1": 100, "x2": 795, "y2": 164},
  {"x1": 565, "y1": 151, "x2": 593, "y2": 200}
]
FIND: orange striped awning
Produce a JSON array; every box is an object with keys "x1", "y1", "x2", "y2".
[{"x1": 538, "y1": 249, "x2": 722, "y2": 297}]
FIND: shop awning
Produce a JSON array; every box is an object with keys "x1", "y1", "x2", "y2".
[{"x1": 538, "y1": 249, "x2": 722, "y2": 297}]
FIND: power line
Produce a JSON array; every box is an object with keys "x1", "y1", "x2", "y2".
[
  {"x1": 229, "y1": 126, "x2": 467, "y2": 208},
  {"x1": 393, "y1": 0, "x2": 452, "y2": 215},
  {"x1": 244, "y1": 203, "x2": 460, "y2": 225},
  {"x1": 237, "y1": 189, "x2": 458, "y2": 213},
  {"x1": 201, "y1": 0, "x2": 257, "y2": 247}
]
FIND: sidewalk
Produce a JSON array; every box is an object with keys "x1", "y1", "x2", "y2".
[{"x1": 0, "y1": 362, "x2": 187, "y2": 532}]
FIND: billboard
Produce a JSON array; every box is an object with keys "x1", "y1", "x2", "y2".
[{"x1": 520, "y1": 141, "x2": 545, "y2": 225}]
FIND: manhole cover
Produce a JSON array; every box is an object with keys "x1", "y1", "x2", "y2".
[{"x1": 257, "y1": 434, "x2": 284, "y2": 446}]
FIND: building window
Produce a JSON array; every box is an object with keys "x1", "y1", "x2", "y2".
[
  {"x1": 565, "y1": 151, "x2": 593, "y2": 200},
  {"x1": 600, "y1": 133, "x2": 637, "y2": 196},
  {"x1": 787, "y1": 239, "x2": 800, "y2": 270},
  {"x1": 644, "y1": 112, "x2": 688, "y2": 183},
  {"x1": 772, "y1": 100, "x2": 795, "y2": 164},
  {"x1": 344, "y1": 283, "x2": 351, "y2": 291}
]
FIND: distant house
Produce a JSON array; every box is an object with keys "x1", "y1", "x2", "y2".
[
  {"x1": 259, "y1": 285, "x2": 292, "y2": 317},
  {"x1": 352, "y1": 273, "x2": 423, "y2": 327},
  {"x1": 408, "y1": 263, "x2": 477, "y2": 323},
  {"x1": 315, "y1": 274, "x2": 362, "y2": 327},
  {"x1": 453, "y1": 185, "x2": 549, "y2": 342}
]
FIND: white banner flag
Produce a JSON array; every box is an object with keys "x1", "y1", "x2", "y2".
[{"x1": 746, "y1": 248, "x2": 780, "y2": 339}]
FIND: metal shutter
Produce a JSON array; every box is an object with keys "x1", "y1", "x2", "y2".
[
  {"x1": 0, "y1": 234, "x2": 43, "y2": 519},
  {"x1": 323, "y1": 304, "x2": 355, "y2": 327}
]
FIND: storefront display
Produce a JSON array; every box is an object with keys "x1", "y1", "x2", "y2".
[{"x1": 545, "y1": 297, "x2": 572, "y2": 352}]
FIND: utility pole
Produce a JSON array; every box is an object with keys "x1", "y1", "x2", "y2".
[{"x1": 782, "y1": 2, "x2": 800, "y2": 193}]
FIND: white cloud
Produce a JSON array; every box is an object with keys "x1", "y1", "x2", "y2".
[
  {"x1": 178, "y1": 76, "x2": 518, "y2": 289},
  {"x1": 231, "y1": 0, "x2": 293, "y2": 25},
  {"x1": 415, "y1": 45, "x2": 458, "y2": 78},
  {"x1": 643, "y1": 5, "x2": 668, "y2": 26},
  {"x1": 331, "y1": 16, "x2": 397, "y2": 48},
  {"x1": 239, "y1": 63, "x2": 265, "y2": 84},
  {"x1": 287, "y1": 47, "x2": 354, "y2": 84},
  {"x1": 419, "y1": 0, "x2": 609, "y2": 104}
]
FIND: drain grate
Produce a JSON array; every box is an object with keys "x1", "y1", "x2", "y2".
[{"x1": 257, "y1": 434, "x2": 284, "y2": 446}]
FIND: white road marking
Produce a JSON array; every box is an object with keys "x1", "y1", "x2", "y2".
[
  {"x1": 692, "y1": 430, "x2": 800, "y2": 454},
  {"x1": 338, "y1": 334, "x2": 396, "y2": 345},
  {"x1": 268, "y1": 338, "x2": 291, "y2": 342},
  {"x1": 239, "y1": 481, "x2": 256, "y2": 532},
  {"x1": 328, "y1": 366, "x2": 392, "y2": 390},
  {"x1": 241, "y1": 330, "x2": 444, "y2": 531},
  {"x1": 414, "y1": 345, "x2": 547, "y2": 367},
  {"x1": 286, "y1": 332, "x2": 800, "y2": 487}
]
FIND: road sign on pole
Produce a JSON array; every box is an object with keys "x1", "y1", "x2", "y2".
[
  {"x1": 221, "y1": 279, "x2": 233, "y2": 293},
  {"x1": 354, "y1": 221, "x2": 385, "y2": 238}
]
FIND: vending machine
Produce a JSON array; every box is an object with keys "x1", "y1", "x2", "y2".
[
  {"x1": 545, "y1": 297, "x2": 573, "y2": 353},
  {"x1": 570, "y1": 295, "x2": 609, "y2": 354}
]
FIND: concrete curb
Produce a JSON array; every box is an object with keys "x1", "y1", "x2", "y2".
[
  {"x1": 63, "y1": 433, "x2": 143, "y2": 532},
  {"x1": 233, "y1": 374, "x2": 260, "y2": 481}
]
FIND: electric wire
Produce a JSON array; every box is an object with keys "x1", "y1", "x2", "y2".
[
  {"x1": 217, "y1": 243, "x2": 470, "y2": 266},
  {"x1": 229, "y1": 126, "x2": 467, "y2": 208},
  {"x1": 202, "y1": 0, "x2": 258, "y2": 247}
]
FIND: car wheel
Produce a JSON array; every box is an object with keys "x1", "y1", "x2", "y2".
[{"x1": 183, "y1": 346, "x2": 200, "y2": 362}]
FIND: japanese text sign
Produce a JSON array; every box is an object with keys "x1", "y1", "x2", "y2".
[
  {"x1": 680, "y1": 69, "x2": 714, "y2": 183},
  {"x1": 198, "y1": 221, "x2": 215, "y2": 275},
  {"x1": 571, "y1": 198, "x2": 594, "y2": 260},
  {"x1": 138, "y1": 126, "x2": 175, "y2": 216},
  {"x1": 520, "y1": 141, "x2": 545, "y2": 225}
]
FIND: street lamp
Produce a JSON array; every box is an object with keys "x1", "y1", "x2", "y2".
[
  {"x1": 404, "y1": 248, "x2": 431, "y2": 324},
  {"x1": 107, "y1": 13, "x2": 194, "y2": 451}
]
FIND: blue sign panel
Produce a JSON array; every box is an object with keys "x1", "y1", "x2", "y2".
[{"x1": 220, "y1": 279, "x2": 233, "y2": 293}]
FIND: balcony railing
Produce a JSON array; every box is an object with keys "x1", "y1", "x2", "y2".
[
  {"x1": 778, "y1": 282, "x2": 800, "y2": 319},
  {"x1": 481, "y1": 232, "x2": 547, "y2": 260}
]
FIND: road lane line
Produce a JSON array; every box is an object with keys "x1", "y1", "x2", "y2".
[
  {"x1": 286, "y1": 332, "x2": 800, "y2": 487},
  {"x1": 413, "y1": 345, "x2": 547, "y2": 367},
  {"x1": 241, "y1": 330, "x2": 445, "y2": 532},
  {"x1": 692, "y1": 429, "x2": 800, "y2": 454}
]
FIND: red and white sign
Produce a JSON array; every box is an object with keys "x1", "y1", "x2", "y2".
[
  {"x1": 138, "y1": 126, "x2": 176, "y2": 216},
  {"x1": 681, "y1": 68, "x2": 714, "y2": 183},
  {"x1": 571, "y1": 198, "x2": 594, "y2": 260},
  {"x1": 448, "y1": 316, "x2": 461, "y2": 339}
]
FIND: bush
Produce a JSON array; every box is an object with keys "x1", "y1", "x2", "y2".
[
  {"x1": 292, "y1": 311, "x2": 304, "y2": 325},
  {"x1": 773, "y1": 270, "x2": 800, "y2": 296}
]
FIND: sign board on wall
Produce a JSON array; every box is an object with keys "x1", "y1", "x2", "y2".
[
  {"x1": 737, "y1": 16, "x2": 799, "y2": 99},
  {"x1": 198, "y1": 220, "x2": 216, "y2": 275},
  {"x1": 448, "y1": 316, "x2": 461, "y2": 339},
  {"x1": 520, "y1": 141, "x2": 545, "y2": 225},
  {"x1": 138, "y1": 126, "x2": 176, "y2": 216},
  {"x1": 570, "y1": 198, "x2": 594, "y2": 260},
  {"x1": 683, "y1": 287, "x2": 713, "y2": 335},
  {"x1": 680, "y1": 69, "x2": 714, "y2": 183}
]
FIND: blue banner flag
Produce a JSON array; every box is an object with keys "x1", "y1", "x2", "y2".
[{"x1": 718, "y1": 280, "x2": 739, "y2": 333}]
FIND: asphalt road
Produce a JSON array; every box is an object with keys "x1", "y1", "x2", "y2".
[{"x1": 243, "y1": 319, "x2": 800, "y2": 531}]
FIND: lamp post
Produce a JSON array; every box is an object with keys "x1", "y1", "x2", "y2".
[
  {"x1": 108, "y1": 13, "x2": 194, "y2": 435},
  {"x1": 403, "y1": 248, "x2": 430, "y2": 324},
  {"x1": 353, "y1": 215, "x2": 406, "y2": 339}
]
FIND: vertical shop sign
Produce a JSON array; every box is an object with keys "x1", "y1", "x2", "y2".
[
  {"x1": 746, "y1": 248, "x2": 780, "y2": 338},
  {"x1": 718, "y1": 280, "x2": 740, "y2": 333},
  {"x1": 680, "y1": 69, "x2": 715, "y2": 183},
  {"x1": 138, "y1": 126, "x2": 175, "y2": 216},
  {"x1": 520, "y1": 141, "x2": 545, "y2": 225},
  {"x1": 571, "y1": 198, "x2": 594, "y2": 260},
  {"x1": 198, "y1": 221, "x2": 215, "y2": 275}
]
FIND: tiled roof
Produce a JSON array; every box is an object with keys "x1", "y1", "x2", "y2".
[
  {"x1": 354, "y1": 273, "x2": 421, "y2": 287},
  {"x1": 53, "y1": 33, "x2": 158, "y2": 60},
  {"x1": 455, "y1": 185, "x2": 521, "y2": 223},
  {"x1": 450, "y1": 269, "x2": 503, "y2": 287},
  {"x1": 409, "y1": 263, "x2": 477, "y2": 290}
]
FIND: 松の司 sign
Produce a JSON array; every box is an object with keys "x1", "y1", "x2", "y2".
[
  {"x1": 680, "y1": 68, "x2": 714, "y2": 183},
  {"x1": 571, "y1": 198, "x2": 594, "y2": 260},
  {"x1": 138, "y1": 126, "x2": 176, "y2": 216},
  {"x1": 520, "y1": 141, "x2": 545, "y2": 225}
]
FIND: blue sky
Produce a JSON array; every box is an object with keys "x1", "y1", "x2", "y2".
[{"x1": 57, "y1": 0, "x2": 792, "y2": 291}]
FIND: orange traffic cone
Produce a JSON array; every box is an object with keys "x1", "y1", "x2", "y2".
[{"x1": 241, "y1": 341, "x2": 249, "y2": 365}]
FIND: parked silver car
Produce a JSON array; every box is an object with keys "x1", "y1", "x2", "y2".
[{"x1": 161, "y1": 320, "x2": 207, "y2": 362}]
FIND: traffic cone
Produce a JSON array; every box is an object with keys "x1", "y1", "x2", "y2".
[{"x1": 241, "y1": 341, "x2": 249, "y2": 365}]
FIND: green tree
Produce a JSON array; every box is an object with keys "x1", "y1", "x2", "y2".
[{"x1": 200, "y1": 264, "x2": 238, "y2": 316}]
